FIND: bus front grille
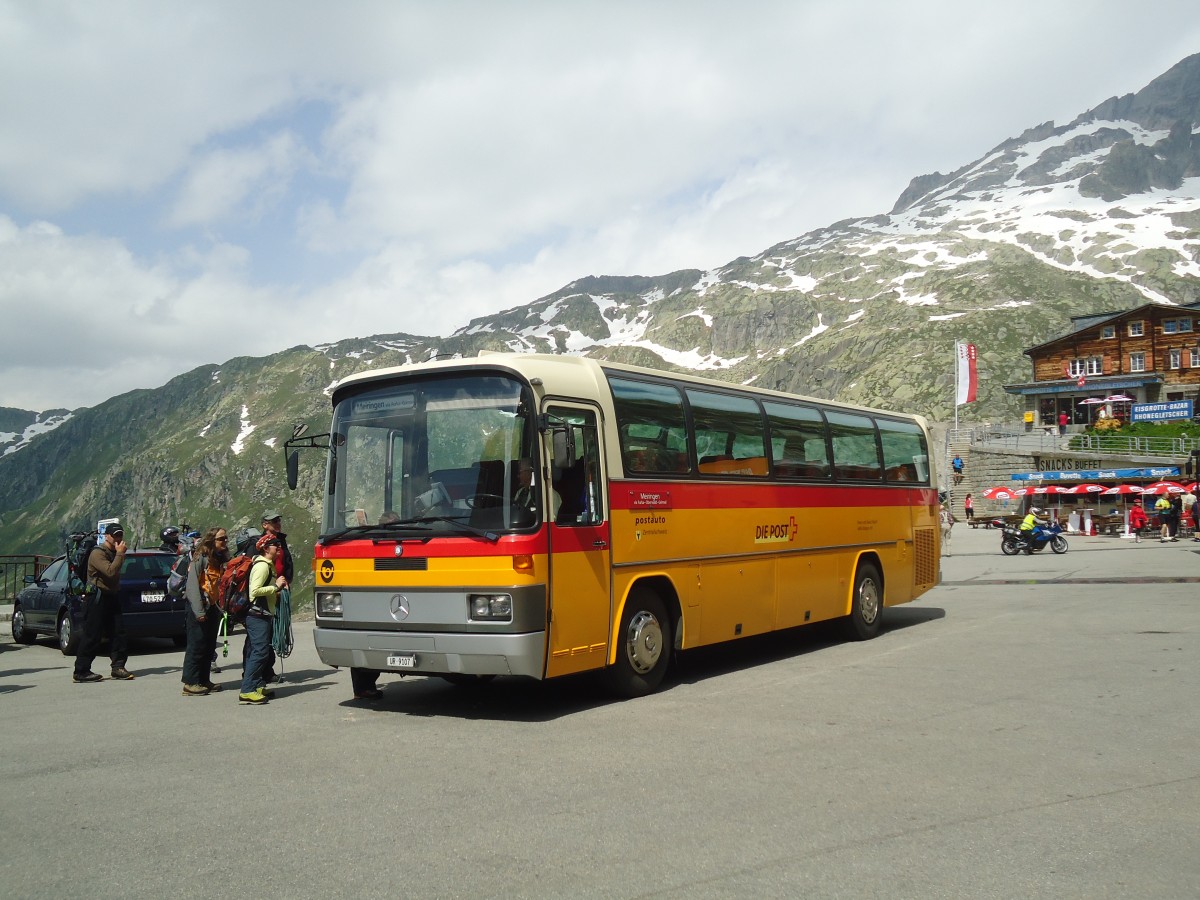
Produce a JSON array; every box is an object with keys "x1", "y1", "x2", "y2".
[{"x1": 374, "y1": 557, "x2": 430, "y2": 571}]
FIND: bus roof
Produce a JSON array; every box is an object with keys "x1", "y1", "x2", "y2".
[{"x1": 330, "y1": 352, "x2": 928, "y2": 427}]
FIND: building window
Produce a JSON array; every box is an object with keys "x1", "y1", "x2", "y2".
[
  {"x1": 1164, "y1": 318, "x2": 1193, "y2": 334},
  {"x1": 1068, "y1": 357, "x2": 1104, "y2": 377},
  {"x1": 1191, "y1": 348, "x2": 1200, "y2": 368},
  {"x1": 1100, "y1": 325, "x2": 1115, "y2": 339},
  {"x1": 1169, "y1": 349, "x2": 1182, "y2": 369},
  {"x1": 1130, "y1": 352, "x2": 1145, "y2": 372},
  {"x1": 1129, "y1": 321, "x2": 1144, "y2": 337}
]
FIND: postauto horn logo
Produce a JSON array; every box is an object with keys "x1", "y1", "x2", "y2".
[{"x1": 754, "y1": 515, "x2": 798, "y2": 544}]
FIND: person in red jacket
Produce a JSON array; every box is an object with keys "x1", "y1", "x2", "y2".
[{"x1": 1128, "y1": 500, "x2": 1148, "y2": 544}]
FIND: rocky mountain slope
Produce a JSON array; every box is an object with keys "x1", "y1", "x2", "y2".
[{"x1": 2, "y1": 53, "x2": 1199, "y2": 562}]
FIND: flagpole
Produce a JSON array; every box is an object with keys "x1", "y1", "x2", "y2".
[{"x1": 953, "y1": 340, "x2": 959, "y2": 433}]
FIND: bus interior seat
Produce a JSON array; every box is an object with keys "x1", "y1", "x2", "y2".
[{"x1": 553, "y1": 457, "x2": 586, "y2": 521}]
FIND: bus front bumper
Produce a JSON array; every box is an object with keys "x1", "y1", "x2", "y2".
[{"x1": 313, "y1": 626, "x2": 547, "y2": 679}]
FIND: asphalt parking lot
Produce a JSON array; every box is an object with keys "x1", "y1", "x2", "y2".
[{"x1": 2, "y1": 525, "x2": 1199, "y2": 899}]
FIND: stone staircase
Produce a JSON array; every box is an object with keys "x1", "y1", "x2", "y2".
[{"x1": 944, "y1": 436, "x2": 974, "y2": 522}]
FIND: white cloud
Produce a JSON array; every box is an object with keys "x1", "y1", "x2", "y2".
[
  {"x1": 0, "y1": 0, "x2": 1198, "y2": 409},
  {"x1": 168, "y1": 132, "x2": 310, "y2": 228}
]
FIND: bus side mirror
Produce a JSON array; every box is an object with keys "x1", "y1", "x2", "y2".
[
  {"x1": 553, "y1": 427, "x2": 576, "y2": 465},
  {"x1": 286, "y1": 450, "x2": 299, "y2": 491}
]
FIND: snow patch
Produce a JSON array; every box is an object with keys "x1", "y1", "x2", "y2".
[{"x1": 230, "y1": 405, "x2": 256, "y2": 455}]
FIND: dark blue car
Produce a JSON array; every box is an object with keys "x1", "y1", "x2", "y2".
[{"x1": 9, "y1": 550, "x2": 186, "y2": 654}]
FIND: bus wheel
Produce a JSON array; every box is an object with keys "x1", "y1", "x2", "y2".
[
  {"x1": 845, "y1": 562, "x2": 882, "y2": 641},
  {"x1": 608, "y1": 587, "x2": 671, "y2": 697}
]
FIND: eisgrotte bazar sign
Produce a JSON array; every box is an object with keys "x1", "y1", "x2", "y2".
[{"x1": 1130, "y1": 400, "x2": 1193, "y2": 422}]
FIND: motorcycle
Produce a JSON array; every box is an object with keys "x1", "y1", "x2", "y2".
[{"x1": 997, "y1": 521, "x2": 1068, "y2": 555}]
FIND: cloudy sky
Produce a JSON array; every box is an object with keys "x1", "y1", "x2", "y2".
[{"x1": 2, "y1": 1, "x2": 1198, "y2": 411}]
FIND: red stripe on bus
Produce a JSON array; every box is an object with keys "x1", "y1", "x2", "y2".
[
  {"x1": 609, "y1": 480, "x2": 937, "y2": 511},
  {"x1": 313, "y1": 531, "x2": 549, "y2": 559},
  {"x1": 548, "y1": 522, "x2": 612, "y2": 552}
]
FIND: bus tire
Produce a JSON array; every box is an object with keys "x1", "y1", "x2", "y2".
[
  {"x1": 607, "y1": 587, "x2": 671, "y2": 697},
  {"x1": 844, "y1": 561, "x2": 882, "y2": 641}
]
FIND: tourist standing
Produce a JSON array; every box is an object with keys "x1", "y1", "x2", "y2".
[
  {"x1": 240, "y1": 534, "x2": 287, "y2": 704},
  {"x1": 1129, "y1": 500, "x2": 1148, "y2": 544},
  {"x1": 181, "y1": 527, "x2": 230, "y2": 696},
  {"x1": 73, "y1": 523, "x2": 134, "y2": 683},
  {"x1": 940, "y1": 504, "x2": 955, "y2": 557}
]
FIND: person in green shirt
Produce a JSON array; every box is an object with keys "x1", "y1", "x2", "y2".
[{"x1": 239, "y1": 534, "x2": 287, "y2": 704}]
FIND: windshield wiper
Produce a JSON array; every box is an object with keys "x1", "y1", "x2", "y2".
[
  {"x1": 320, "y1": 522, "x2": 430, "y2": 545},
  {"x1": 403, "y1": 515, "x2": 500, "y2": 543},
  {"x1": 322, "y1": 517, "x2": 500, "y2": 544}
]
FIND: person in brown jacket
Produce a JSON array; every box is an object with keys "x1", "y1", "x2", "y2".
[{"x1": 73, "y1": 522, "x2": 135, "y2": 683}]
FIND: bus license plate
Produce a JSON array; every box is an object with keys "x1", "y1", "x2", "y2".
[
  {"x1": 387, "y1": 654, "x2": 416, "y2": 669},
  {"x1": 141, "y1": 591, "x2": 165, "y2": 604}
]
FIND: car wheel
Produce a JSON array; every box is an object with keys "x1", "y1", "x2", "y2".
[
  {"x1": 844, "y1": 561, "x2": 883, "y2": 641},
  {"x1": 606, "y1": 586, "x2": 671, "y2": 697},
  {"x1": 58, "y1": 613, "x2": 80, "y2": 656},
  {"x1": 11, "y1": 607, "x2": 36, "y2": 644}
]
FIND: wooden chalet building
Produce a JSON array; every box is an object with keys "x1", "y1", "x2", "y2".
[{"x1": 1005, "y1": 302, "x2": 1200, "y2": 427}]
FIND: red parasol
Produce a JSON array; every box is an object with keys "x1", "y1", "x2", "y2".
[
  {"x1": 982, "y1": 486, "x2": 1017, "y2": 500},
  {"x1": 1015, "y1": 485, "x2": 1070, "y2": 495},
  {"x1": 1067, "y1": 483, "x2": 1105, "y2": 494},
  {"x1": 1139, "y1": 481, "x2": 1186, "y2": 495},
  {"x1": 1102, "y1": 484, "x2": 1144, "y2": 495}
]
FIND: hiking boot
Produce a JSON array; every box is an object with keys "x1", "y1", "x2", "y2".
[
  {"x1": 203, "y1": 682, "x2": 222, "y2": 693},
  {"x1": 73, "y1": 671, "x2": 103, "y2": 683},
  {"x1": 182, "y1": 683, "x2": 211, "y2": 696},
  {"x1": 238, "y1": 689, "x2": 269, "y2": 704},
  {"x1": 354, "y1": 688, "x2": 384, "y2": 701},
  {"x1": 259, "y1": 685, "x2": 274, "y2": 698},
  {"x1": 110, "y1": 667, "x2": 135, "y2": 680}
]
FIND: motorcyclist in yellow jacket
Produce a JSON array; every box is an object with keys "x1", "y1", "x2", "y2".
[{"x1": 1020, "y1": 507, "x2": 1048, "y2": 532}]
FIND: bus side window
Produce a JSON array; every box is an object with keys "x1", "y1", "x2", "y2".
[
  {"x1": 878, "y1": 418, "x2": 930, "y2": 485},
  {"x1": 548, "y1": 406, "x2": 604, "y2": 526}
]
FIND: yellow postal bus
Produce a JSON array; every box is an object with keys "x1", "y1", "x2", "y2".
[{"x1": 286, "y1": 353, "x2": 940, "y2": 696}]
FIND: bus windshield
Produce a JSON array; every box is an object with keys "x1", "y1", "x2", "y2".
[{"x1": 323, "y1": 373, "x2": 539, "y2": 540}]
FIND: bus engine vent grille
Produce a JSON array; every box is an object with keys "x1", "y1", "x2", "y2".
[
  {"x1": 374, "y1": 557, "x2": 429, "y2": 571},
  {"x1": 913, "y1": 526, "x2": 937, "y2": 589}
]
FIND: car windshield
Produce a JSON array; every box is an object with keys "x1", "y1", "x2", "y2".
[{"x1": 322, "y1": 372, "x2": 540, "y2": 538}]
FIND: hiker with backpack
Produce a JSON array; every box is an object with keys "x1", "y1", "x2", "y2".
[
  {"x1": 240, "y1": 511, "x2": 292, "y2": 682},
  {"x1": 180, "y1": 527, "x2": 230, "y2": 696},
  {"x1": 73, "y1": 522, "x2": 135, "y2": 683},
  {"x1": 240, "y1": 533, "x2": 288, "y2": 705}
]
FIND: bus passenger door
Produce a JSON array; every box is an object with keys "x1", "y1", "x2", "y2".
[{"x1": 544, "y1": 403, "x2": 611, "y2": 678}]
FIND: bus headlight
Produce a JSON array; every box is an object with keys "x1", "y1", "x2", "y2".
[
  {"x1": 469, "y1": 593, "x2": 512, "y2": 621},
  {"x1": 316, "y1": 591, "x2": 343, "y2": 616}
]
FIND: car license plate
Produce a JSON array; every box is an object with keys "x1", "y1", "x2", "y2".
[
  {"x1": 386, "y1": 654, "x2": 416, "y2": 669},
  {"x1": 141, "y1": 591, "x2": 165, "y2": 604}
]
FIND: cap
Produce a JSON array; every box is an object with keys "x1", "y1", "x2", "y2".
[
  {"x1": 256, "y1": 533, "x2": 281, "y2": 552},
  {"x1": 261, "y1": 510, "x2": 281, "y2": 522},
  {"x1": 107, "y1": 523, "x2": 125, "y2": 536}
]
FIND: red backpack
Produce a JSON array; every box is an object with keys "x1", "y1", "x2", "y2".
[{"x1": 216, "y1": 555, "x2": 255, "y2": 622}]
